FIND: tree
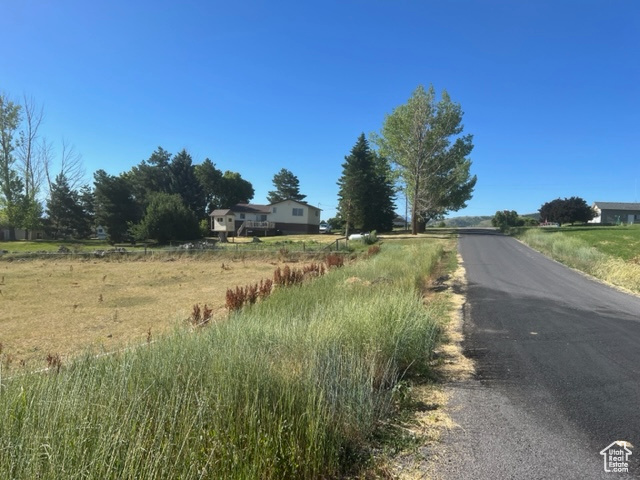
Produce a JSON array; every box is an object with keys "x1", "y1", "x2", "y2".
[
  {"x1": 0, "y1": 93, "x2": 22, "y2": 240},
  {"x1": 46, "y1": 173, "x2": 92, "y2": 238},
  {"x1": 130, "y1": 192, "x2": 199, "y2": 243},
  {"x1": 124, "y1": 147, "x2": 173, "y2": 211},
  {"x1": 375, "y1": 85, "x2": 476, "y2": 234},
  {"x1": 492, "y1": 210, "x2": 523, "y2": 231},
  {"x1": 539, "y1": 197, "x2": 594, "y2": 225},
  {"x1": 16, "y1": 95, "x2": 44, "y2": 216},
  {"x1": 94, "y1": 170, "x2": 140, "y2": 243},
  {"x1": 267, "y1": 168, "x2": 306, "y2": 203},
  {"x1": 169, "y1": 149, "x2": 204, "y2": 218},
  {"x1": 194, "y1": 158, "x2": 224, "y2": 214},
  {"x1": 337, "y1": 134, "x2": 396, "y2": 235},
  {"x1": 217, "y1": 171, "x2": 254, "y2": 207}
]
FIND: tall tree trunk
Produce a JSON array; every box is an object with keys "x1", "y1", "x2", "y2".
[{"x1": 411, "y1": 176, "x2": 420, "y2": 235}]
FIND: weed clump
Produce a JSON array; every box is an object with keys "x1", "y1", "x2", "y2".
[
  {"x1": 326, "y1": 253, "x2": 344, "y2": 268},
  {"x1": 190, "y1": 304, "x2": 213, "y2": 326}
]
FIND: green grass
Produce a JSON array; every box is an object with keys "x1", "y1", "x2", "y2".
[
  {"x1": 517, "y1": 227, "x2": 640, "y2": 293},
  {"x1": 0, "y1": 239, "x2": 448, "y2": 479},
  {"x1": 549, "y1": 225, "x2": 640, "y2": 261}
]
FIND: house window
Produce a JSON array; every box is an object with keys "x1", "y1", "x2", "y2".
[
  {"x1": 258, "y1": 214, "x2": 267, "y2": 221},
  {"x1": 217, "y1": 217, "x2": 224, "y2": 222},
  {"x1": 240, "y1": 213, "x2": 245, "y2": 220},
  {"x1": 272, "y1": 207, "x2": 277, "y2": 213},
  {"x1": 292, "y1": 208, "x2": 303, "y2": 216},
  {"x1": 315, "y1": 211, "x2": 319, "y2": 217},
  {"x1": 228, "y1": 218, "x2": 233, "y2": 222}
]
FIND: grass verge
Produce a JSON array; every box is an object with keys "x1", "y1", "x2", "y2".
[
  {"x1": 0, "y1": 239, "x2": 447, "y2": 479},
  {"x1": 517, "y1": 228, "x2": 640, "y2": 294}
]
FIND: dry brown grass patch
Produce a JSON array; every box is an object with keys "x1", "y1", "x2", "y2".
[{"x1": 0, "y1": 256, "x2": 305, "y2": 368}]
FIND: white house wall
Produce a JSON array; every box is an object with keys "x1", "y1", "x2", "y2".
[{"x1": 269, "y1": 200, "x2": 320, "y2": 225}]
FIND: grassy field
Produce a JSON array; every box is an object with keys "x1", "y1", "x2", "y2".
[
  {"x1": 0, "y1": 238, "x2": 452, "y2": 479},
  {"x1": 0, "y1": 253, "x2": 320, "y2": 369},
  {"x1": 516, "y1": 225, "x2": 640, "y2": 293},
  {"x1": 543, "y1": 225, "x2": 640, "y2": 261}
]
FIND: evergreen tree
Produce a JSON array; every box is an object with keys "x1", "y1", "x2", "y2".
[
  {"x1": 169, "y1": 149, "x2": 205, "y2": 218},
  {"x1": 337, "y1": 134, "x2": 395, "y2": 234},
  {"x1": 130, "y1": 192, "x2": 199, "y2": 243},
  {"x1": 46, "y1": 173, "x2": 91, "y2": 238},
  {"x1": 267, "y1": 168, "x2": 306, "y2": 203},
  {"x1": 94, "y1": 170, "x2": 140, "y2": 243},
  {"x1": 195, "y1": 158, "x2": 223, "y2": 214}
]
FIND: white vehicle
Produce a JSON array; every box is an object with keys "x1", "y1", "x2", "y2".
[{"x1": 319, "y1": 222, "x2": 332, "y2": 233}]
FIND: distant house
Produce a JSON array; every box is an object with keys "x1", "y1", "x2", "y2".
[
  {"x1": 0, "y1": 228, "x2": 45, "y2": 241},
  {"x1": 210, "y1": 199, "x2": 321, "y2": 238},
  {"x1": 96, "y1": 225, "x2": 108, "y2": 240},
  {"x1": 590, "y1": 202, "x2": 640, "y2": 224},
  {"x1": 392, "y1": 215, "x2": 409, "y2": 229}
]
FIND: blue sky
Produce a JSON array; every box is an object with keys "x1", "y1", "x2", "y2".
[{"x1": 3, "y1": 0, "x2": 639, "y2": 219}]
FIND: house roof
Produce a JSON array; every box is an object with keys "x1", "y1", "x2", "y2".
[
  {"x1": 593, "y1": 202, "x2": 640, "y2": 211},
  {"x1": 210, "y1": 209, "x2": 233, "y2": 216},
  {"x1": 269, "y1": 198, "x2": 321, "y2": 211},
  {"x1": 230, "y1": 203, "x2": 271, "y2": 214},
  {"x1": 211, "y1": 200, "x2": 321, "y2": 216}
]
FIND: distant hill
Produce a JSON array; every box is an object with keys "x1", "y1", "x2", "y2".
[{"x1": 441, "y1": 216, "x2": 493, "y2": 227}]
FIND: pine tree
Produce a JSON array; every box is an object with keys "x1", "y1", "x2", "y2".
[
  {"x1": 46, "y1": 173, "x2": 91, "y2": 238},
  {"x1": 267, "y1": 168, "x2": 306, "y2": 203},
  {"x1": 337, "y1": 134, "x2": 395, "y2": 234}
]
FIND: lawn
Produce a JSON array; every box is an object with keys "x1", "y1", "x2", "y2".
[
  {"x1": 549, "y1": 225, "x2": 640, "y2": 261},
  {"x1": 516, "y1": 225, "x2": 640, "y2": 293}
]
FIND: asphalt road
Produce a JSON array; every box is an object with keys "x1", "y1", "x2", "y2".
[{"x1": 432, "y1": 230, "x2": 640, "y2": 479}]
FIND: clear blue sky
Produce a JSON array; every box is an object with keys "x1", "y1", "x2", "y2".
[{"x1": 3, "y1": 0, "x2": 639, "y2": 219}]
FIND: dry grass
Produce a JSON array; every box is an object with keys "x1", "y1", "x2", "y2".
[
  {"x1": 384, "y1": 253, "x2": 475, "y2": 480},
  {"x1": 0, "y1": 255, "x2": 299, "y2": 368}
]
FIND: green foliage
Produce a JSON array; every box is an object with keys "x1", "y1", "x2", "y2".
[
  {"x1": 199, "y1": 218, "x2": 211, "y2": 238},
  {"x1": 94, "y1": 169, "x2": 140, "y2": 243},
  {"x1": 46, "y1": 173, "x2": 92, "y2": 238},
  {"x1": 169, "y1": 149, "x2": 205, "y2": 217},
  {"x1": 539, "y1": 196, "x2": 595, "y2": 225},
  {"x1": 131, "y1": 192, "x2": 200, "y2": 243},
  {"x1": 218, "y1": 170, "x2": 255, "y2": 207},
  {"x1": 0, "y1": 94, "x2": 24, "y2": 239},
  {"x1": 375, "y1": 85, "x2": 476, "y2": 233},
  {"x1": 194, "y1": 158, "x2": 223, "y2": 213},
  {"x1": 491, "y1": 210, "x2": 538, "y2": 231},
  {"x1": 267, "y1": 168, "x2": 306, "y2": 203},
  {"x1": 337, "y1": 134, "x2": 396, "y2": 234}
]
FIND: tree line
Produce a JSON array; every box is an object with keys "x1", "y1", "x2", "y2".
[
  {"x1": 492, "y1": 196, "x2": 595, "y2": 231},
  {"x1": 2, "y1": 84, "x2": 479, "y2": 242}
]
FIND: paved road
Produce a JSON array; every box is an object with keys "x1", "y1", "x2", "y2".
[{"x1": 433, "y1": 230, "x2": 640, "y2": 479}]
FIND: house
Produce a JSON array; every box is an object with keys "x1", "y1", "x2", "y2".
[
  {"x1": 392, "y1": 215, "x2": 409, "y2": 229},
  {"x1": 589, "y1": 202, "x2": 640, "y2": 224},
  {"x1": 210, "y1": 199, "x2": 321, "y2": 239},
  {"x1": 0, "y1": 228, "x2": 45, "y2": 241},
  {"x1": 96, "y1": 225, "x2": 108, "y2": 240}
]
